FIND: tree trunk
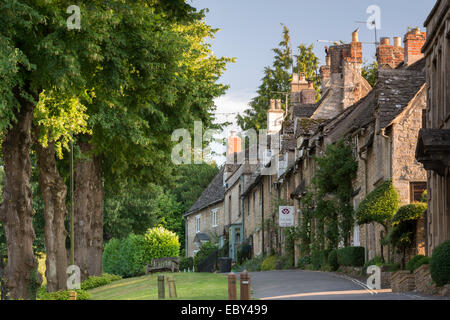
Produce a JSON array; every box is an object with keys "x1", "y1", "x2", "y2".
[
  {"x1": 35, "y1": 138, "x2": 68, "y2": 292},
  {"x1": 0, "y1": 97, "x2": 41, "y2": 299},
  {"x1": 74, "y1": 141, "x2": 103, "y2": 281}
]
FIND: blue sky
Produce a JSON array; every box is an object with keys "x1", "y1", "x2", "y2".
[{"x1": 188, "y1": 0, "x2": 435, "y2": 164}]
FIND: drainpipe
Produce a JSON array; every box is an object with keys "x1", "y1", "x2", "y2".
[
  {"x1": 241, "y1": 175, "x2": 245, "y2": 244},
  {"x1": 380, "y1": 128, "x2": 392, "y2": 179},
  {"x1": 261, "y1": 179, "x2": 265, "y2": 256},
  {"x1": 358, "y1": 149, "x2": 369, "y2": 262}
]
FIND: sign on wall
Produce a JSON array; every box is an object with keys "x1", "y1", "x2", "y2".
[{"x1": 279, "y1": 206, "x2": 294, "y2": 227}]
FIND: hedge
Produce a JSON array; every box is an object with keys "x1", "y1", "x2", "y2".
[
  {"x1": 261, "y1": 255, "x2": 277, "y2": 271},
  {"x1": 337, "y1": 246, "x2": 365, "y2": 267},
  {"x1": 80, "y1": 274, "x2": 122, "y2": 290},
  {"x1": 356, "y1": 181, "x2": 399, "y2": 225},
  {"x1": 328, "y1": 250, "x2": 339, "y2": 271},
  {"x1": 193, "y1": 242, "x2": 218, "y2": 271},
  {"x1": 38, "y1": 287, "x2": 91, "y2": 300},
  {"x1": 179, "y1": 257, "x2": 194, "y2": 271},
  {"x1": 406, "y1": 255, "x2": 430, "y2": 273},
  {"x1": 297, "y1": 256, "x2": 311, "y2": 269},
  {"x1": 430, "y1": 240, "x2": 450, "y2": 286},
  {"x1": 144, "y1": 226, "x2": 180, "y2": 261}
]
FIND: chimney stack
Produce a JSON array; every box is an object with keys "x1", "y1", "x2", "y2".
[
  {"x1": 404, "y1": 27, "x2": 426, "y2": 65},
  {"x1": 377, "y1": 36, "x2": 404, "y2": 69},
  {"x1": 226, "y1": 131, "x2": 242, "y2": 163},
  {"x1": 267, "y1": 99, "x2": 284, "y2": 134}
]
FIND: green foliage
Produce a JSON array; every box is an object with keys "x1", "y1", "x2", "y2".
[
  {"x1": 361, "y1": 60, "x2": 378, "y2": 87},
  {"x1": 392, "y1": 203, "x2": 427, "y2": 226},
  {"x1": 241, "y1": 256, "x2": 265, "y2": 272},
  {"x1": 430, "y1": 240, "x2": 450, "y2": 286},
  {"x1": 337, "y1": 247, "x2": 365, "y2": 267},
  {"x1": 275, "y1": 256, "x2": 292, "y2": 270},
  {"x1": 420, "y1": 190, "x2": 427, "y2": 203},
  {"x1": 313, "y1": 140, "x2": 358, "y2": 246},
  {"x1": 283, "y1": 226, "x2": 300, "y2": 268},
  {"x1": 102, "y1": 234, "x2": 147, "y2": 278},
  {"x1": 297, "y1": 256, "x2": 311, "y2": 269},
  {"x1": 37, "y1": 287, "x2": 90, "y2": 301},
  {"x1": 193, "y1": 242, "x2": 218, "y2": 271},
  {"x1": 80, "y1": 274, "x2": 122, "y2": 291},
  {"x1": 237, "y1": 241, "x2": 252, "y2": 265},
  {"x1": 179, "y1": 257, "x2": 194, "y2": 271},
  {"x1": 261, "y1": 255, "x2": 278, "y2": 271},
  {"x1": 311, "y1": 249, "x2": 328, "y2": 270},
  {"x1": 382, "y1": 263, "x2": 401, "y2": 272},
  {"x1": 406, "y1": 255, "x2": 430, "y2": 273},
  {"x1": 328, "y1": 250, "x2": 339, "y2": 271},
  {"x1": 144, "y1": 226, "x2": 180, "y2": 261},
  {"x1": 238, "y1": 25, "x2": 320, "y2": 131},
  {"x1": 365, "y1": 256, "x2": 384, "y2": 267},
  {"x1": 356, "y1": 181, "x2": 400, "y2": 227}
]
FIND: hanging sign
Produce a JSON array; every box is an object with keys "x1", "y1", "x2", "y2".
[{"x1": 279, "y1": 206, "x2": 294, "y2": 227}]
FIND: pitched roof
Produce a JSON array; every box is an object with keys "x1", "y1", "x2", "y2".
[
  {"x1": 292, "y1": 103, "x2": 318, "y2": 118},
  {"x1": 185, "y1": 167, "x2": 225, "y2": 216},
  {"x1": 377, "y1": 62, "x2": 426, "y2": 129}
]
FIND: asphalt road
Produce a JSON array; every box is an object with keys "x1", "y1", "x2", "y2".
[{"x1": 249, "y1": 270, "x2": 450, "y2": 300}]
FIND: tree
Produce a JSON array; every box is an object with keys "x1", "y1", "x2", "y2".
[
  {"x1": 237, "y1": 26, "x2": 321, "y2": 131},
  {"x1": 237, "y1": 25, "x2": 293, "y2": 131},
  {"x1": 362, "y1": 60, "x2": 378, "y2": 87}
]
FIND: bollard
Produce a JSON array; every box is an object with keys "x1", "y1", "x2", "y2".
[
  {"x1": 69, "y1": 291, "x2": 77, "y2": 301},
  {"x1": 228, "y1": 272, "x2": 237, "y2": 300},
  {"x1": 158, "y1": 275, "x2": 165, "y2": 299},
  {"x1": 167, "y1": 277, "x2": 177, "y2": 298},
  {"x1": 240, "y1": 270, "x2": 250, "y2": 300}
]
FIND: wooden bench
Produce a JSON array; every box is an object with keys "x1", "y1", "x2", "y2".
[{"x1": 145, "y1": 257, "x2": 180, "y2": 275}]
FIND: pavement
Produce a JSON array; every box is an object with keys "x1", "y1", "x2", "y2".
[{"x1": 249, "y1": 270, "x2": 450, "y2": 300}]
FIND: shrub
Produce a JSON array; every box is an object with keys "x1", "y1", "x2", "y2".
[
  {"x1": 261, "y1": 255, "x2": 277, "y2": 271},
  {"x1": 275, "y1": 256, "x2": 291, "y2": 270},
  {"x1": 365, "y1": 256, "x2": 383, "y2": 267},
  {"x1": 193, "y1": 242, "x2": 218, "y2": 271},
  {"x1": 80, "y1": 274, "x2": 122, "y2": 290},
  {"x1": 337, "y1": 246, "x2": 365, "y2": 267},
  {"x1": 38, "y1": 287, "x2": 91, "y2": 300},
  {"x1": 179, "y1": 257, "x2": 194, "y2": 271},
  {"x1": 328, "y1": 250, "x2": 339, "y2": 271},
  {"x1": 241, "y1": 256, "x2": 265, "y2": 272},
  {"x1": 102, "y1": 238, "x2": 122, "y2": 276},
  {"x1": 103, "y1": 234, "x2": 147, "y2": 277},
  {"x1": 144, "y1": 226, "x2": 180, "y2": 261},
  {"x1": 382, "y1": 263, "x2": 401, "y2": 272},
  {"x1": 392, "y1": 203, "x2": 427, "y2": 226},
  {"x1": 430, "y1": 240, "x2": 450, "y2": 286},
  {"x1": 311, "y1": 249, "x2": 329, "y2": 270},
  {"x1": 356, "y1": 181, "x2": 399, "y2": 226},
  {"x1": 237, "y1": 241, "x2": 252, "y2": 265},
  {"x1": 297, "y1": 256, "x2": 311, "y2": 269},
  {"x1": 406, "y1": 255, "x2": 430, "y2": 273}
]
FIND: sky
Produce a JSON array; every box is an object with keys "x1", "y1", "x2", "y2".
[{"x1": 188, "y1": 0, "x2": 435, "y2": 164}]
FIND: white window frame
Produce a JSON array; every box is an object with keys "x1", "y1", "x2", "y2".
[
  {"x1": 195, "y1": 215, "x2": 201, "y2": 234},
  {"x1": 212, "y1": 209, "x2": 218, "y2": 227}
]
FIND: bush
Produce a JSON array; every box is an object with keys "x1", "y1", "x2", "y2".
[
  {"x1": 297, "y1": 256, "x2": 311, "y2": 269},
  {"x1": 80, "y1": 274, "x2": 122, "y2": 290},
  {"x1": 337, "y1": 246, "x2": 365, "y2": 267},
  {"x1": 430, "y1": 240, "x2": 450, "y2": 286},
  {"x1": 38, "y1": 287, "x2": 91, "y2": 300},
  {"x1": 261, "y1": 255, "x2": 277, "y2": 271},
  {"x1": 392, "y1": 203, "x2": 427, "y2": 226},
  {"x1": 237, "y1": 241, "x2": 252, "y2": 265},
  {"x1": 382, "y1": 263, "x2": 401, "y2": 272},
  {"x1": 275, "y1": 256, "x2": 291, "y2": 270},
  {"x1": 406, "y1": 255, "x2": 430, "y2": 273},
  {"x1": 193, "y1": 242, "x2": 218, "y2": 271},
  {"x1": 179, "y1": 257, "x2": 194, "y2": 271},
  {"x1": 311, "y1": 250, "x2": 328, "y2": 270},
  {"x1": 241, "y1": 256, "x2": 265, "y2": 272},
  {"x1": 103, "y1": 234, "x2": 147, "y2": 277},
  {"x1": 328, "y1": 250, "x2": 339, "y2": 271},
  {"x1": 144, "y1": 226, "x2": 180, "y2": 261},
  {"x1": 356, "y1": 181, "x2": 399, "y2": 225},
  {"x1": 365, "y1": 256, "x2": 383, "y2": 267}
]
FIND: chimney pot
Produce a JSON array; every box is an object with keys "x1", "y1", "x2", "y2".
[
  {"x1": 270, "y1": 99, "x2": 276, "y2": 110},
  {"x1": 381, "y1": 37, "x2": 390, "y2": 45},
  {"x1": 292, "y1": 73, "x2": 299, "y2": 83},
  {"x1": 393, "y1": 37, "x2": 402, "y2": 47},
  {"x1": 352, "y1": 31, "x2": 359, "y2": 42},
  {"x1": 275, "y1": 99, "x2": 281, "y2": 110}
]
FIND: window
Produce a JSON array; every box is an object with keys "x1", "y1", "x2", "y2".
[
  {"x1": 410, "y1": 182, "x2": 427, "y2": 203},
  {"x1": 195, "y1": 215, "x2": 200, "y2": 233},
  {"x1": 253, "y1": 191, "x2": 257, "y2": 215},
  {"x1": 212, "y1": 209, "x2": 218, "y2": 227}
]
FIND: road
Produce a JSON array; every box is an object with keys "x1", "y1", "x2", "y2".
[{"x1": 249, "y1": 270, "x2": 449, "y2": 300}]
